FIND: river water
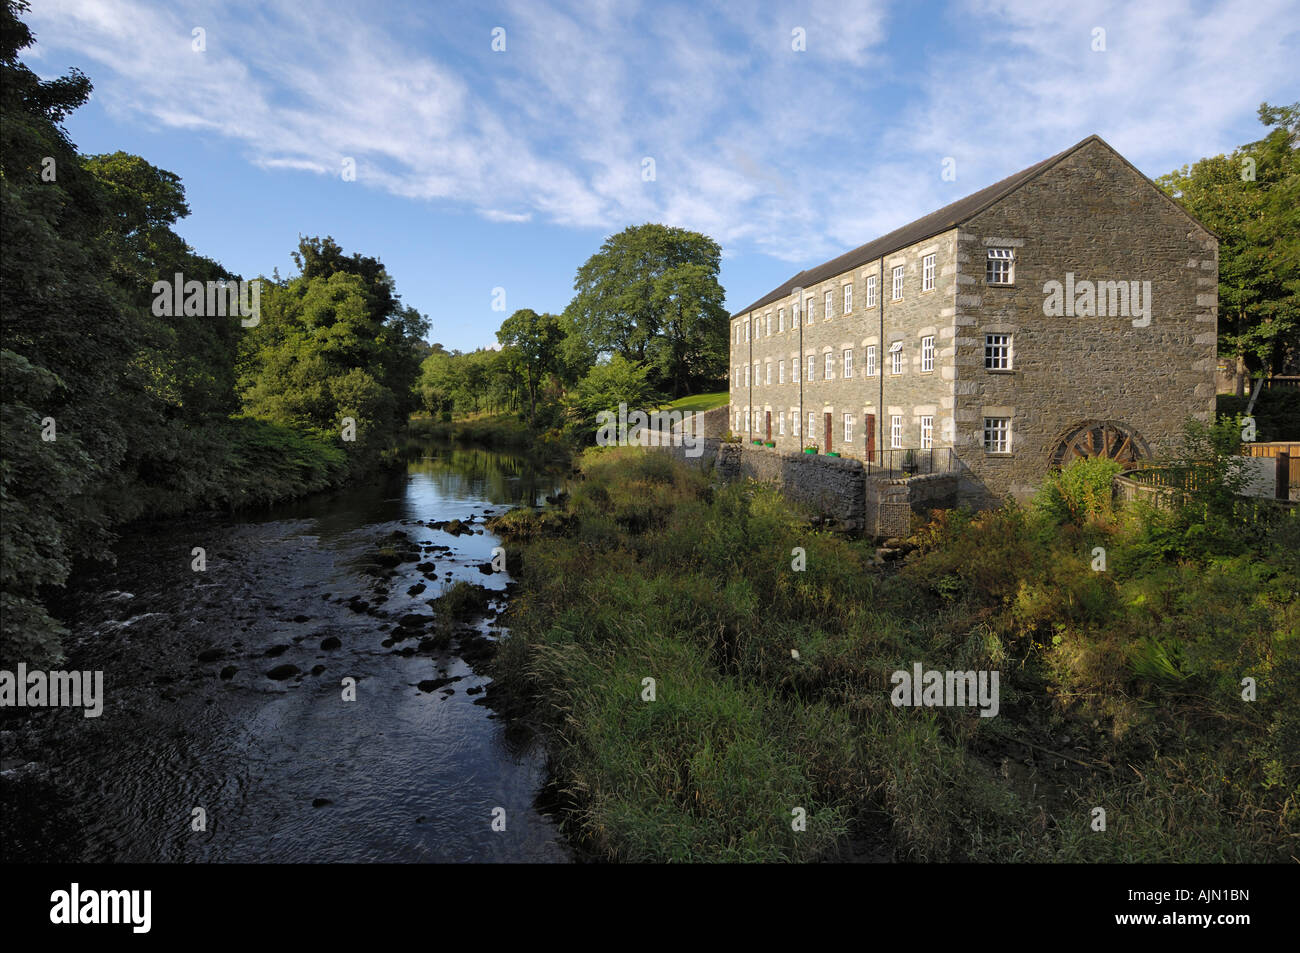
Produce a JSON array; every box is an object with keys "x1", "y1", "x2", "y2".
[{"x1": 0, "y1": 442, "x2": 573, "y2": 863}]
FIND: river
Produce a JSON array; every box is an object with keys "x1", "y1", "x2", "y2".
[{"x1": 0, "y1": 442, "x2": 573, "y2": 863}]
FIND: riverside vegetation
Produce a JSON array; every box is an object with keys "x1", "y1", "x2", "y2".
[{"x1": 486, "y1": 425, "x2": 1299, "y2": 863}]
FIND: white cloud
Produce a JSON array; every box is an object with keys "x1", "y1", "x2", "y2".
[{"x1": 27, "y1": 0, "x2": 1300, "y2": 271}]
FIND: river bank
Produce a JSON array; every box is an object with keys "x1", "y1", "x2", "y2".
[{"x1": 486, "y1": 447, "x2": 1299, "y2": 863}]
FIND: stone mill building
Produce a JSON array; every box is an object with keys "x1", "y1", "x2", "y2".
[{"x1": 728, "y1": 134, "x2": 1218, "y2": 507}]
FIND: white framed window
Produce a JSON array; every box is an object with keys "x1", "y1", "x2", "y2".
[
  {"x1": 806, "y1": 298, "x2": 814, "y2": 325},
  {"x1": 844, "y1": 413, "x2": 854, "y2": 444},
  {"x1": 778, "y1": 308, "x2": 785, "y2": 333},
  {"x1": 778, "y1": 361, "x2": 785, "y2": 385},
  {"x1": 735, "y1": 411, "x2": 741, "y2": 432},
  {"x1": 808, "y1": 413, "x2": 817, "y2": 440},
  {"x1": 792, "y1": 300, "x2": 799, "y2": 326},
  {"x1": 986, "y1": 248, "x2": 1014, "y2": 285},
  {"x1": 921, "y1": 335, "x2": 934, "y2": 372},
  {"x1": 765, "y1": 362, "x2": 772, "y2": 385},
  {"x1": 843, "y1": 284, "x2": 852, "y2": 313},
  {"x1": 866, "y1": 345, "x2": 876, "y2": 376},
  {"x1": 744, "y1": 319, "x2": 750, "y2": 341},
  {"x1": 778, "y1": 411, "x2": 785, "y2": 436},
  {"x1": 744, "y1": 365, "x2": 750, "y2": 387},
  {"x1": 824, "y1": 290, "x2": 833, "y2": 320},
  {"x1": 768, "y1": 313, "x2": 774, "y2": 336},
  {"x1": 866, "y1": 274, "x2": 877, "y2": 307},
  {"x1": 808, "y1": 354, "x2": 816, "y2": 381},
  {"x1": 920, "y1": 415, "x2": 934, "y2": 449},
  {"x1": 891, "y1": 265, "x2": 904, "y2": 300},
  {"x1": 744, "y1": 410, "x2": 750, "y2": 431},
  {"x1": 824, "y1": 351, "x2": 834, "y2": 379},
  {"x1": 890, "y1": 415, "x2": 903, "y2": 449},
  {"x1": 793, "y1": 411, "x2": 800, "y2": 437},
  {"x1": 985, "y1": 333, "x2": 1012, "y2": 370},
  {"x1": 984, "y1": 416, "x2": 1012, "y2": 453},
  {"x1": 922, "y1": 253, "x2": 935, "y2": 292},
  {"x1": 843, "y1": 348, "x2": 853, "y2": 378},
  {"x1": 735, "y1": 324, "x2": 740, "y2": 344},
  {"x1": 890, "y1": 340, "x2": 904, "y2": 375},
  {"x1": 792, "y1": 357, "x2": 799, "y2": 383}
]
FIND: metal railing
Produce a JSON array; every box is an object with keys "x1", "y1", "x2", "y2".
[{"x1": 863, "y1": 447, "x2": 958, "y2": 479}]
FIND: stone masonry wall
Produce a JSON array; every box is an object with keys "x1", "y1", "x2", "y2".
[
  {"x1": 955, "y1": 140, "x2": 1218, "y2": 505},
  {"x1": 729, "y1": 230, "x2": 959, "y2": 465}
]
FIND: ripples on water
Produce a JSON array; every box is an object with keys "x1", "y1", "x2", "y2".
[{"x1": 0, "y1": 443, "x2": 573, "y2": 863}]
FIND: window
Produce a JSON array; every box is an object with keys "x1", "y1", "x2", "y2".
[
  {"x1": 920, "y1": 415, "x2": 934, "y2": 449},
  {"x1": 778, "y1": 411, "x2": 785, "y2": 436},
  {"x1": 843, "y1": 284, "x2": 852, "y2": 313},
  {"x1": 808, "y1": 354, "x2": 816, "y2": 381},
  {"x1": 735, "y1": 411, "x2": 741, "y2": 432},
  {"x1": 809, "y1": 413, "x2": 817, "y2": 440},
  {"x1": 779, "y1": 361, "x2": 785, "y2": 385},
  {"x1": 766, "y1": 313, "x2": 772, "y2": 337},
  {"x1": 744, "y1": 365, "x2": 749, "y2": 387},
  {"x1": 890, "y1": 415, "x2": 903, "y2": 449},
  {"x1": 986, "y1": 248, "x2": 1014, "y2": 285},
  {"x1": 753, "y1": 362, "x2": 760, "y2": 386},
  {"x1": 985, "y1": 334, "x2": 1012, "y2": 370},
  {"x1": 824, "y1": 290, "x2": 833, "y2": 321},
  {"x1": 778, "y1": 308, "x2": 785, "y2": 332},
  {"x1": 984, "y1": 416, "x2": 1012, "y2": 453},
  {"x1": 891, "y1": 265, "x2": 904, "y2": 300},
  {"x1": 735, "y1": 324, "x2": 740, "y2": 344},
  {"x1": 921, "y1": 335, "x2": 934, "y2": 372},
  {"x1": 792, "y1": 357, "x2": 799, "y2": 383},
  {"x1": 843, "y1": 348, "x2": 853, "y2": 378},
  {"x1": 744, "y1": 319, "x2": 750, "y2": 342},
  {"x1": 793, "y1": 411, "x2": 800, "y2": 437},
  {"x1": 890, "y1": 340, "x2": 904, "y2": 375},
  {"x1": 844, "y1": 414, "x2": 854, "y2": 444},
  {"x1": 824, "y1": 351, "x2": 834, "y2": 379},
  {"x1": 744, "y1": 410, "x2": 749, "y2": 431},
  {"x1": 806, "y1": 298, "x2": 814, "y2": 325},
  {"x1": 765, "y1": 362, "x2": 772, "y2": 385},
  {"x1": 866, "y1": 345, "x2": 876, "y2": 376},
  {"x1": 866, "y1": 274, "x2": 877, "y2": 307},
  {"x1": 922, "y1": 254, "x2": 935, "y2": 292}
]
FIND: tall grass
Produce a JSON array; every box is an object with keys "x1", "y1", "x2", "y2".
[{"x1": 489, "y1": 447, "x2": 1300, "y2": 862}]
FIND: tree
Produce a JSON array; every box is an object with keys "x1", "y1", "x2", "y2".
[
  {"x1": 495, "y1": 308, "x2": 564, "y2": 420},
  {"x1": 566, "y1": 355, "x2": 656, "y2": 437},
  {"x1": 1158, "y1": 103, "x2": 1300, "y2": 387},
  {"x1": 564, "y1": 224, "x2": 728, "y2": 396}
]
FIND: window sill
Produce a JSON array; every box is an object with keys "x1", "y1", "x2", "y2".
[
  {"x1": 985, "y1": 368, "x2": 1015, "y2": 375},
  {"x1": 983, "y1": 451, "x2": 1014, "y2": 458}
]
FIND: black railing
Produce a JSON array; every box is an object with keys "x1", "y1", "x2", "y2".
[{"x1": 864, "y1": 447, "x2": 957, "y2": 479}]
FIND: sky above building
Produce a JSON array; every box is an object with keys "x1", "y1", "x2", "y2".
[{"x1": 25, "y1": 0, "x2": 1300, "y2": 351}]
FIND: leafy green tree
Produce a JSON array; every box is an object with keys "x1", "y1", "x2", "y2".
[
  {"x1": 1158, "y1": 103, "x2": 1300, "y2": 386},
  {"x1": 565, "y1": 224, "x2": 728, "y2": 396},
  {"x1": 566, "y1": 355, "x2": 656, "y2": 437},
  {"x1": 496, "y1": 308, "x2": 564, "y2": 419}
]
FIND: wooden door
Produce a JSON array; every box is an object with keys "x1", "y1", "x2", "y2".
[
  {"x1": 865, "y1": 413, "x2": 875, "y2": 462},
  {"x1": 765, "y1": 411, "x2": 772, "y2": 442},
  {"x1": 824, "y1": 413, "x2": 832, "y2": 452}
]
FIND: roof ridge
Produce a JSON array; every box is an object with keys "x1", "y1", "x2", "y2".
[{"x1": 731, "y1": 135, "x2": 1101, "y2": 318}]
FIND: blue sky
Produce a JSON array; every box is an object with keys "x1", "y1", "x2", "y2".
[{"x1": 25, "y1": 0, "x2": 1300, "y2": 353}]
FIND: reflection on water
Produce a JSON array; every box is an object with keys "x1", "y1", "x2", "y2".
[{"x1": 0, "y1": 441, "x2": 572, "y2": 863}]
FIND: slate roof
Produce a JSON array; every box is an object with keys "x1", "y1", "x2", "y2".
[{"x1": 731, "y1": 135, "x2": 1104, "y2": 318}]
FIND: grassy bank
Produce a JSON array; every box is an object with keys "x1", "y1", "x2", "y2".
[
  {"x1": 488, "y1": 447, "x2": 1299, "y2": 862},
  {"x1": 659, "y1": 391, "x2": 729, "y2": 414}
]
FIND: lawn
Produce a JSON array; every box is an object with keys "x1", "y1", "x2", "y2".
[{"x1": 660, "y1": 391, "x2": 729, "y2": 414}]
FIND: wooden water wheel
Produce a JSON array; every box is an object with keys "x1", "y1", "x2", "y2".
[{"x1": 1048, "y1": 420, "x2": 1148, "y2": 469}]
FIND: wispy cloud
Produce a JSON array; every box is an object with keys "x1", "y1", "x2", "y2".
[{"x1": 29, "y1": 0, "x2": 1300, "y2": 266}]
